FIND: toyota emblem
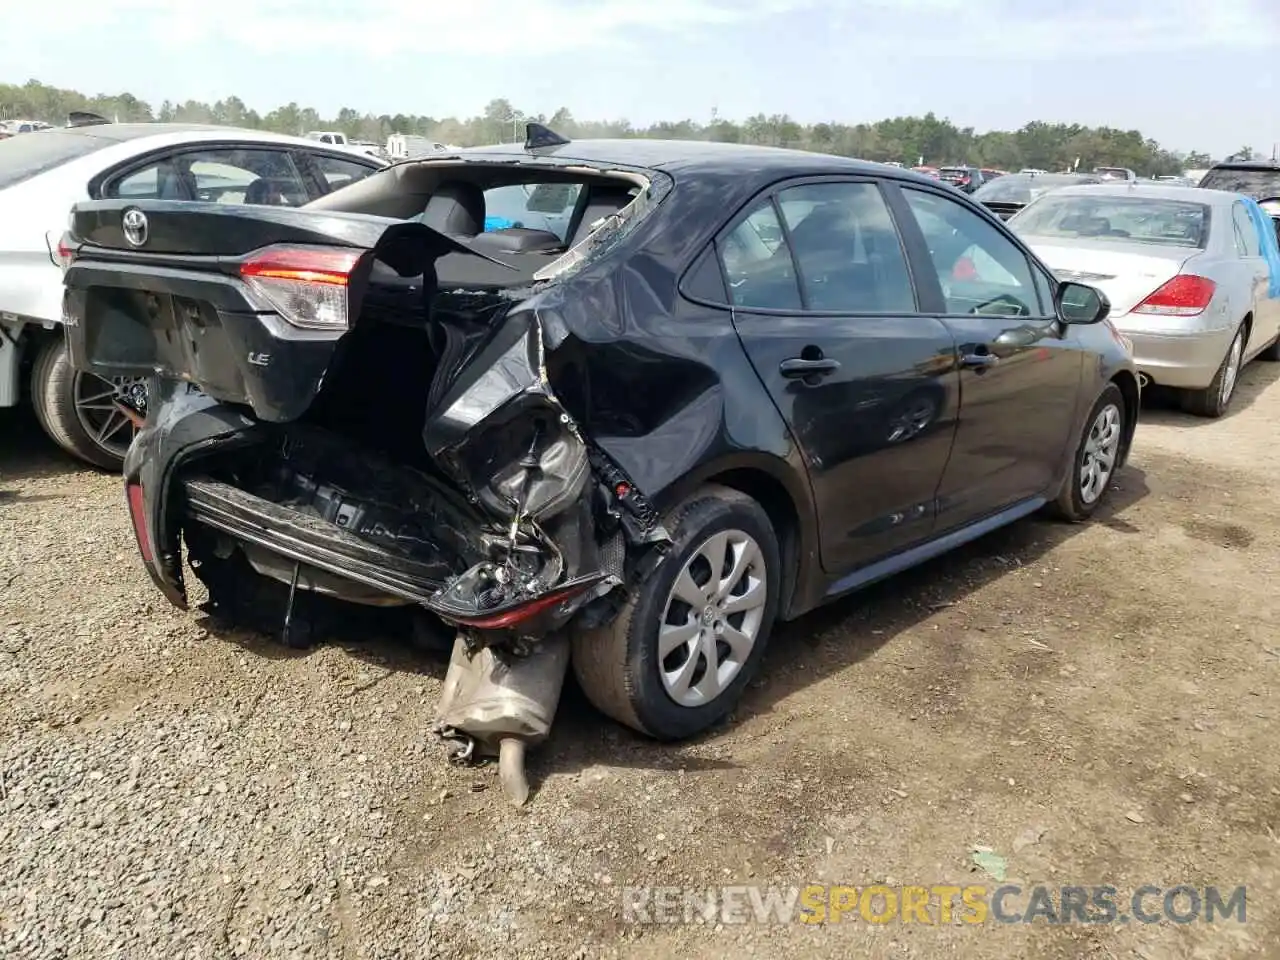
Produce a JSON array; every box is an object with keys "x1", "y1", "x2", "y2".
[{"x1": 122, "y1": 208, "x2": 148, "y2": 247}]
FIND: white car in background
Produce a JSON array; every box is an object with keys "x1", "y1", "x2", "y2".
[
  {"x1": 0, "y1": 123, "x2": 386, "y2": 468},
  {"x1": 1008, "y1": 183, "x2": 1280, "y2": 417}
]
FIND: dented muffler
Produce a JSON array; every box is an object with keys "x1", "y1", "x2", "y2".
[{"x1": 433, "y1": 633, "x2": 572, "y2": 806}]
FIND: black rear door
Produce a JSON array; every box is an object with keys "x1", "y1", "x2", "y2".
[{"x1": 721, "y1": 177, "x2": 961, "y2": 574}]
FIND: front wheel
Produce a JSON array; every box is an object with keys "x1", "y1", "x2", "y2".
[
  {"x1": 1047, "y1": 383, "x2": 1126, "y2": 522},
  {"x1": 571, "y1": 485, "x2": 781, "y2": 740},
  {"x1": 30, "y1": 337, "x2": 145, "y2": 471}
]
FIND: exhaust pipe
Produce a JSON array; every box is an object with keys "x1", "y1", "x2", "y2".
[{"x1": 434, "y1": 633, "x2": 571, "y2": 806}]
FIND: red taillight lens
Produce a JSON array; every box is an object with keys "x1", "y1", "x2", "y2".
[
  {"x1": 125, "y1": 482, "x2": 153, "y2": 563},
  {"x1": 46, "y1": 231, "x2": 78, "y2": 272},
  {"x1": 446, "y1": 581, "x2": 597, "y2": 631},
  {"x1": 239, "y1": 245, "x2": 363, "y2": 330},
  {"x1": 1132, "y1": 275, "x2": 1216, "y2": 317}
]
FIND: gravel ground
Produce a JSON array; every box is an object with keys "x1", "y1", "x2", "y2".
[{"x1": 2, "y1": 364, "x2": 1279, "y2": 960}]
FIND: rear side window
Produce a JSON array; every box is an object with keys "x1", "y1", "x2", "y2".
[
  {"x1": 718, "y1": 200, "x2": 802, "y2": 310},
  {"x1": 0, "y1": 130, "x2": 110, "y2": 190},
  {"x1": 776, "y1": 182, "x2": 916, "y2": 313},
  {"x1": 106, "y1": 148, "x2": 310, "y2": 205}
]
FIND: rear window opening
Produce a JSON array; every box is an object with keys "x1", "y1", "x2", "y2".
[{"x1": 307, "y1": 159, "x2": 662, "y2": 290}]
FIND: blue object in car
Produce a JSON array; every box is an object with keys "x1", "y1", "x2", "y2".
[
  {"x1": 1242, "y1": 197, "x2": 1280, "y2": 299},
  {"x1": 484, "y1": 215, "x2": 516, "y2": 232}
]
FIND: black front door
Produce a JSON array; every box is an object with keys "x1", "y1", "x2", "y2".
[{"x1": 892, "y1": 185, "x2": 1084, "y2": 527}]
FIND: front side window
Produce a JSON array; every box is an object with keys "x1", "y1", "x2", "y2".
[
  {"x1": 776, "y1": 181, "x2": 916, "y2": 313},
  {"x1": 903, "y1": 187, "x2": 1040, "y2": 317},
  {"x1": 106, "y1": 148, "x2": 310, "y2": 206},
  {"x1": 717, "y1": 200, "x2": 802, "y2": 311}
]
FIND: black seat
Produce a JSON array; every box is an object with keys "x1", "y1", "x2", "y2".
[
  {"x1": 565, "y1": 186, "x2": 637, "y2": 247},
  {"x1": 421, "y1": 181, "x2": 485, "y2": 237}
]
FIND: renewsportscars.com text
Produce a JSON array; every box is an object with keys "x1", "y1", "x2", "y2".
[{"x1": 622, "y1": 884, "x2": 1247, "y2": 925}]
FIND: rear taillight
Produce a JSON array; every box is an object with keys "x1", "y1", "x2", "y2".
[
  {"x1": 46, "y1": 231, "x2": 78, "y2": 272},
  {"x1": 1132, "y1": 275, "x2": 1216, "y2": 317},
  {"x1": 239, "y1": 245, "x2": 364, "y2": 330},
  {"x1": 125, "y1": 482, "x2": 153, "y2": 563}
]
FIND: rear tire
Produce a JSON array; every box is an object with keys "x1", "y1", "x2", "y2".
[
  {"x1": 1047, "y1": 383, "x2": 1126, "y2": 522},
  {"x1": 1179, "y1": 325, "x2": 1245, "y2": 418},
  {"x1": 30, "y1": 337, "x2": 130, "y2": 471},
  {"x1": 571, "y1": 485, "x2": 781, "y2": 740}
]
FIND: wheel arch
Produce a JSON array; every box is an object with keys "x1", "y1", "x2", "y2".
[
  {"x1": 1109, "y1": 369, "x2": 1140, "y2": 469},
  {"x1": 656, "y1": 451, "x2": 820, "y2": 621}
]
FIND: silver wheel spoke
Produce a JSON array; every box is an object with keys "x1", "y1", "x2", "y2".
[
  {"x1": 721, "y1": 576, "x2": 766, "y2": 616},
  {"x1": 658, "y1": 619, "x2": 700, "y2": 658},
  {"x1": 721, "y1": 624, "x2": 754, "y2": 662},
  {"x1": 672, "y1": 568, "x2": 708, "y2": 608},
  {"x1": 695, "y1": 635, "x2": 723, "y2": 699},
  {"x1": 665, "y1": 645, "x2": 703, "y2": 700},
  {"x1": 716, "y1": 538, "x2": 759, "y2": 602},
  {"x1": 696, "y1": 532, "x2": 730, "y2": 597}
]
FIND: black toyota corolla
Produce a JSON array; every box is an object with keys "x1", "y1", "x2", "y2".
[{"x1": 62, "y1": 128, "x2": 1138, "y2": 748}]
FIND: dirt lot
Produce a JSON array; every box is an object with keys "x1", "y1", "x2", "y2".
[{"x1": 2, "y1": 366, "x2": 1279, "y2": 960}]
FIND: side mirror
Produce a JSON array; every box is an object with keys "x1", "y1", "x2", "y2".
[{"x1": 1057, "y1": 281, "x2": 1110, "y2": 325}]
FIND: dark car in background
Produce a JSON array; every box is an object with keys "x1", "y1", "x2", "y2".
[
  {"x1": 973, "y1": 172, "x2": 1104, "y2": 219},
  {"x1": 938, "y1": 165, "x2": 986, "y2": 193},
  {"x1": 1199, "y1": 160, "x2": 1280, "y2": 240},
  {"x1": 61, "y1": 133, "x2": 1137, "y2": 750}
]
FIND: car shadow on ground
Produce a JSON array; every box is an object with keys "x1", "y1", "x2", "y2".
[
  {"x1": 536, "y1": 463, "x2": 1152, "y2": 793},
  {"x1": 0, "y1": 406, "x2": 88, "y2": 484},
  {"x1": 1138, "y1": 359, "x2": 1280, "y2": 425}
]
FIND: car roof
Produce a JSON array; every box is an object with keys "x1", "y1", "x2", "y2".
[
  {"x1": 1045, "y1": 182, "x2": 1235, "y2": 205},
  {"x1": 1208, "y1": 159, "x2": 1280, "y2": 171},
  {"x1": 456, "y1": 137, "x2": 911, "y2": 179}
]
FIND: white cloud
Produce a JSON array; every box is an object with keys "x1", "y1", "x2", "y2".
[{"x1": 8, "y1": 0, "x2": 1277, "y2": 59}]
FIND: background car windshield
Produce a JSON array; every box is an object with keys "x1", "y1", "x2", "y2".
[
  {"x1": 1012, "y1": 196, "x2": 1209, "y2": 248},
  {"x1": 1198, "y1": 167, "x2": 1280, "y2": 200},
  {"x1": 0, "y1": 130, "x2": 110, "y2": 189},
  {"x1": 973, "y1": 174, "x2": 1091, "y2": 202},
  {"x1": 483, "y1": 183, "x2": 583, "y2": 240}
]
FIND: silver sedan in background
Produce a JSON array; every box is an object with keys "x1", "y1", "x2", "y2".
[{"x1": 1008, "y1": 183, "x2": 1280, "y2": 417}]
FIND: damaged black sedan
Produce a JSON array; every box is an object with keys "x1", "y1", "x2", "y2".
[{"x1": 62, "y1": 127, "x2": 1138, "y2": 789}]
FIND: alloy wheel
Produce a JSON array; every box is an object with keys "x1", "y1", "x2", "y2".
[
  {"x1": 72, "y1": 371, "x2": 147, "y2": 461},
  {"x1": 1079, "y1": 403, "x2": 1122, "y2": 505},
  {"x1": 658, "y1": 529, "x2": 768, "y2": 707}
]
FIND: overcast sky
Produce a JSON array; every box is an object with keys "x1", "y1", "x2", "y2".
[{"x1": 3, "y1": 0, "x2": 1277, "y2": 156}]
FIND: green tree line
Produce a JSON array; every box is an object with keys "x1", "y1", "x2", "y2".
[{"x1": 2, "y1": 78, "x2": 1237, "y2": 175}]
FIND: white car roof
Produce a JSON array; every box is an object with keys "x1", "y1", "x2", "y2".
[{"x1": 1037, "y1": 182, "x2": 1238, "y2": 207}]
